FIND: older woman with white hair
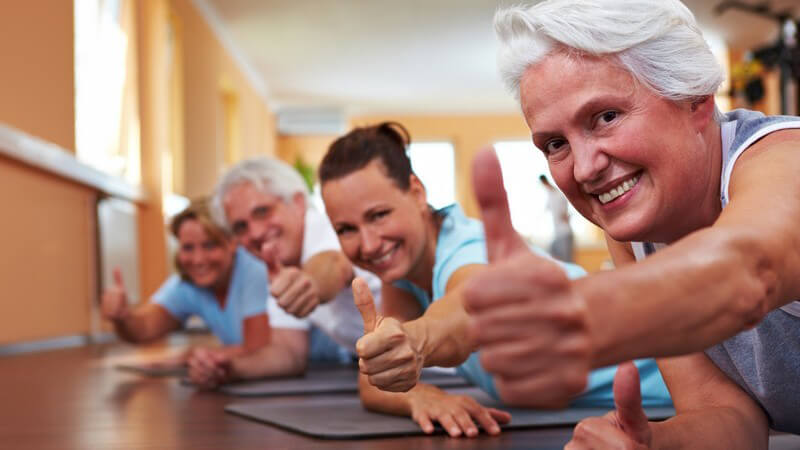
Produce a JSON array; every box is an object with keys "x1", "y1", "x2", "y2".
[{"x1": 459, "y1": 0, "x2": 800, "y2": 446}]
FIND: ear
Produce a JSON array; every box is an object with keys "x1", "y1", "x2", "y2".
[
  {"x1": 291, "y1": 191, "x2": 307, "y2": 212},
  {"x1": 408, "y1": 174, "x2": 428, "y2": 210},
  {"x1": 689, "y1": 95, "x2": 715, "y2": 132}
]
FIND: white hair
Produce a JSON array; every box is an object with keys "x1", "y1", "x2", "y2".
[
  {"x1": 495, "y1": 0, "x2": 725, "y2": 118},
  {"x1": 210, "y1": 156, "x2": 309, "y2": 230}
]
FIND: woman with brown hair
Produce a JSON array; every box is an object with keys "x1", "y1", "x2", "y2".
[{"x1": 318, "y1": 122, "x2": 669, "y2": 437}]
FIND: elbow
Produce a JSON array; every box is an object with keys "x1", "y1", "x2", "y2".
[
  {"x1": 358, "y1": 379, "x2": 384, "y2": 413},
  {"x1": 288, "y1": 346, "x2": 309, "y2": 376},
  {"x1": 729, "y1": 286, "x2": 770, "y2": 331}
]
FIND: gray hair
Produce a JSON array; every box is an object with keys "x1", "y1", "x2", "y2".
[
  {"x1": 210, "y1": 156, "x2": 309, "y2": 230},
  {"x1": 495, "y1": 0, "x2": 725, "y2": 119}
]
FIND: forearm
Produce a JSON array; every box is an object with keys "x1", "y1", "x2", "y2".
[
  {"x1": 304, "y1": 251, "x2": 353, "y2": 303},
  {"x1": 359, "y1": 374, "x2": 440, "y2": 417},
  {"x1": 649, "y1": 407, "x2": 768, "y2": 450},
  {"x1": 405, "y1": 294, "x2": 474, "y2": 367},
  {"x1": 229, "y1": 338, "x2": 307, "y2": 380},
  {"x1": 585, "y1": 227, "x2": 792, "y2": 367},
  {"x1": 112, "y1": 314, "x2": 160, "y2": 343}
]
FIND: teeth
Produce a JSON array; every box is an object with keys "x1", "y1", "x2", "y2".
[
  {"x1": 598, "y1": 175, "x2": 639, "y2": 204},
  {"x1": 371, "y1": 246, "x2": 396, "y2": 265}
]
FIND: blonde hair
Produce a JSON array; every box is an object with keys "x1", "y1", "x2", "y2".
[{"x1": 170, "y1": 199, "x2": 231, "y2": 280}]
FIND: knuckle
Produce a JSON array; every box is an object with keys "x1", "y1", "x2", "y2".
[
  {"x1": 479, "y1": 351, "x2": 501, "y2": 373},
  {"x1": 563, "y1": 371, "x2": 589, "y2": 395},
  {"x1": 572, "y1": 420, "x2": 590, "y2": 438}
]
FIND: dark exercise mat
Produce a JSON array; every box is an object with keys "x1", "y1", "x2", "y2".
[
  {"x1": 115, "y1": 362, "x2": 187, "y2": 377},
  {"x1": 217, "y1": 366, "x2": 470, "y2": 396},
  {"x1": 225, "y1": 387, "x2": 675, "y2": 439}
]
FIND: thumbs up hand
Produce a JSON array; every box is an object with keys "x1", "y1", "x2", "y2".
[
  {"x1": 566, "y1": 362, "x2": 652, "y2": 449},
  {"x1": 353, "y1": 277, "x2": 424, "y2": 392},
  {"x1": 463, "y1": 148, "x2": 591, "y2": 408},
  {"x1": 262, "y1": 241, "x2": 321, "y2": 318},
  {"x1": 101, "y1": 267, "x2": 130, "y2": 321}
]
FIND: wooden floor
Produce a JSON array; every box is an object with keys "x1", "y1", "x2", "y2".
[
  {"x1": 1, "y1": 338, "x2": 798, "y2": 449},
  {"x1": 0, "y1": 339, "x2": 575, "y2": 449}
]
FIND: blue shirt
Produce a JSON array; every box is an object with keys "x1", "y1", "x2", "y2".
[
  {"x1": 152, "y1": 246, "x2": 267, "y2": 345},
  {"x1": 396, "y1": 204, "x2": 671, "y2": 407}
]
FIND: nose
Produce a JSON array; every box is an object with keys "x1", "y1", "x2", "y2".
[
  {"x1": 572, "y1": 138, "x2": 610, "y2": 185},
  {"x1": 359, "y1": 227, "x2": 382, "y2": 257},
  {"x1": 247, "y1": 221, "x2": 267, "y2": 251},
  {"x1": 190, "y1": 249, "x2": 205, "y2": 266}
]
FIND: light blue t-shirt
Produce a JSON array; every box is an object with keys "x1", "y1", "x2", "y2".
[
  {"x1": 152, "y1": 246, "x2": 267, "y2": 346},
  {"x1": 396, "y1": 204, "x2": 671, "y2": 407}
]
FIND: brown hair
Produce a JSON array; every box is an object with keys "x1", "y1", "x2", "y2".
[
  {"x1": 319, "y1": 122, "x2": 414, "y2": 190},
  {"x1": 170, "y1": 199, "x2": 231, "y2": 280}
]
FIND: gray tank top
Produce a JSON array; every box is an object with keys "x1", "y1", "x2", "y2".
[{"x1": 632, "y1": 109, "x2": 800, "y2": 433}]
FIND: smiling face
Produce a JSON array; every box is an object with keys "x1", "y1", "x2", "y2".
[
  {"x1": 222, "y1": 182, "x2": 306, "y2": 266},
  {"x1": 321, "y1": 160, "x2": 432, "y2": 284},
  {"x1": 175, "y1": 219, "x2": 235, "y2": 289},
  {"x1": 520, "y1": 52, "x2": 721, "y2": 243}
]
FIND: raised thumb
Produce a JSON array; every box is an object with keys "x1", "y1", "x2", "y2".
[
  {"x1": 112, "y1": 267, "x2": 125, "y2": 289},
  {"x1": 472, "y1": 148, "x2": 528, "y2": 262},
  {"x1": 261, "y1": 241, "x2": 283, "y2": 277},
  {"x1": 352, "y1": 277, "x2": 377, "y2": 332},
  {"x1": 613, "y1": 361, "x2": 650, "y2": 441}
]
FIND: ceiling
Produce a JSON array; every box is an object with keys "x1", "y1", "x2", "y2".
[{"x1": 202, "y1": 0, "x2": 800, "y2": 116}]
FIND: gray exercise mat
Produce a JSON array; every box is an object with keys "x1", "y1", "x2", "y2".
[
  {"x1": 225, "y1": 387, "x2": 675, "y2": 439},
  {"x1": 115, "y1": 362, "x2": 187, "y2": 377},
  {"x1": 217, "y1": 366, "x2": 470, "y2": 396}
]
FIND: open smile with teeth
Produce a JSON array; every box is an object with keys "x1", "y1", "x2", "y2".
[
  {"x1": 369, "y1": 244, "x2": 398, "y2": 267},
  {"x1": 598, "y1": 174, "x2": 640, "y2": 205}
]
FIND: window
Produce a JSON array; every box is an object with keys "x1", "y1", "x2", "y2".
[
  {"x1": 407, "y1": 142, "x2": 456, "y2": 209},
  {"x1": 74, "y1": 0, "x2": 140, "y2": 184},
  {"x1": 494, "y1": 140, "x2": 603, "y2": 248}
]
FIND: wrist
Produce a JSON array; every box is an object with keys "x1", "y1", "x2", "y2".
[
  {"x1": 403, "y1": 318, "x2": 430, "y2": 365},
  {"x1": 405, "y1": 383, "x2": 437, "y2": 409},
  {"x1": 576, "y1": 277, "x2": 613, "y2": 368}
]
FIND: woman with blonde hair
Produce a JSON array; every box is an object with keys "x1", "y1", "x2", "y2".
[{"x1": 101, "y1": 199, "x2": 270, "y2": 363}]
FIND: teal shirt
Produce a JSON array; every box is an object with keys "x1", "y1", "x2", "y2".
[
  {"x1": 152, "y1": 247, "x2": 267, "y2": 345},
  {"x1": 395, "y1": 204, "x2": 671, "y2": 407}
]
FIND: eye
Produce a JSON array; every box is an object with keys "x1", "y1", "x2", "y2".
[
  {"x1": 180, "y1": 243, "x2": 194, "y2": 252},
  {"x1": 252, "y1": 205, "x2": 270, "y2": 219},
  {"x1": 202, "y1": 241, "x2": 219, "y2": 251},
  {"x1": 597, "y1": 110, "x2": 618, "y2": 126},
  {"x1": 371, "y1": 209, "x2": 391, "y2": 220},
  {"x1": 231, "y1": 221, "x2": 248, "y2": 236},
  {"x1": 335, "y1": 224, "x2": 356, "y2": 236},
  {"x1": 544, "y1": 138, "x2": 569, "y2": 156}
]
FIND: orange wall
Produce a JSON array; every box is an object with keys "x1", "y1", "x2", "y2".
[
  {"x1": 0, "y1": 157, "x2": 95, "y2": 344},
  {"x1": 136, "y1": 0, "x2": 171, "y2": 303},
  {"x1": 0, "y1": 0, "x2": 75, "y2": 151},
  {"x1": 277, "y1": 134, "x2": 339, "y2": 168},
  {"x1": 0, "y1": 1, "x2": 94, "y2": 344},
  {"x1": 171, "y1": 0, "x2": 277, "y2": 200}
]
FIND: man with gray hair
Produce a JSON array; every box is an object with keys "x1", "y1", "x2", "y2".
[
  {"x1": 459, "y1": 0, "x2": 800, "y2": 447},
  {"x1": 188, "y1": 156, "x2": 381, "y2": 386}
]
